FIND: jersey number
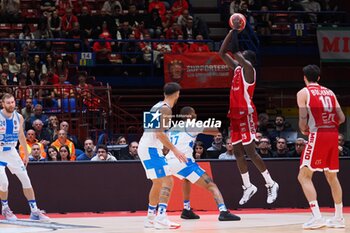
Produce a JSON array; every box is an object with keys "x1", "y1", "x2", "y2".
[
  {"x1": 319, "y1": 96, "x2": 333, "y2": 112},
  {"x1": 170, "y1": 135, "x2": 179, "y2": 145}
]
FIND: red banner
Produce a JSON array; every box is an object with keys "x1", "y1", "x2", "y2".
[{"x1": 164, "y1": 52, "x2": 233, "y2": 89}]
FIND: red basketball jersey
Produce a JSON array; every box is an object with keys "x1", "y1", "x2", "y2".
[
  {"x1": 305, "y1": 83, "x2": 339, "y2": 131},
  {"x1": 228, "y1": 66, "x2": 256, "y2": 119}
]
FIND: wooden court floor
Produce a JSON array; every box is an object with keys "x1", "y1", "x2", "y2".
[{"x1": 0, "y1": 210, "x2": 348, "y2": 233}]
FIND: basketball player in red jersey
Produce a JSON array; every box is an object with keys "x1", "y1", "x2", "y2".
[
  {"x1": 297, "y1": 65, "x2": 345, "y2": 229},
  {"x1": 219, "y1": 24, "x2": 279, "y2": 205}
]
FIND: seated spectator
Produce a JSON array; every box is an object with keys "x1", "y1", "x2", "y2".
[
  {"x1": 93, "y1": 35, "x2": 112, "y2": 64},
  {"x1": 78, "y1": 6, "x2": 93, "y2": 37},
  {"x1": 31, "y1": 54, "x2": 46, "y2": 75},
  {"x1": 76, "y1": 139, "x2": 95, "y2": 160},
  {"x1": 116, "y1": 135, "x2": 127, "y2": 145},
  {"x1": 272, "y1": 137, "x2": 289, "y2": 157},
  {"x1": 51, "y1": 129, "x2": 76, "y2": 160},
  {"x1": 67, "y1": 22, "x2": 87, "y2": 52},
  {"x1": 91, "y1": 144, "x2": 117, "y2": 161},
  {"x1": 36, "y1": 74, "x2": 56, "y2": 109},
  {"x1": 28, "y1": 143, "x2": 46, "y2": 162},
  {"x1": 268, "y1": 115, "x2": 292, "y2": 147},
  {"x1": 52, "y1": 121, "x2": 80, "y2": 148},
  {"x1": 32, "y1": 119, "x2": 51, "y2": 147},
  {"x1": 171, "y1": 34, "x2": 189, "y2": 54},
  {"x1": 56, "y1": 0, "x2": 73, "y2": 17},
  {"x1": 192, "y1": 140, "x2": 207, "y2": 159},
  {"x1": 148, "y1": 0, "x2": 166, "y2": 17},
  {"x1": 145, "y1": 9, "x2": 163, "y2": 38},
  {"x1": 26, "y1": 69, "x2": 40, "y2": 86},
  {"x1": 73, "y1": 0, "x2": 90, "y2": 16},
  {"x1": 102, "y1": 0, "x2": 123, "y2": 15},
  {"x1": 161, "y1": 10, "x2": 175, "y2": 34},
  {"x1": 288, "y1": 138, "x2": 306, "y2": 157},
  {"x1": 189, "y1": 34, "x2": 210, "y2": 52},
  {"x1": 165, "y1": 22, "x2": 182, "y2": 39},
  {"x1": 219, "y1": 137, "x2": 236, "y2": 160},
  {"x1": 119, "y1": 141, "x2": 139, "y2": 160},
  {"x1": 207, "y1": 132, "x2": 226, "y2": 159},
  {"x1": 19, "y1": 129, "x2": 47, "y2": 160},
  {"x1": 47, "y1": 146, "x2": 59, "y2": 161},
  {"x1": 61, "y1": 8, "x2": 79, "y2": 37},
  {"x1": 255, "y1": 132, "x2": 263, "y2": 142},
  {"x1": 0, "y1": 73, "x2": 13, "y2": 96},
  {"x1": 154, "y1": 35, "x2": 171, "y2": 68},
  {"x1": 182, "y1": 18, "x2": 198, "y2": 40},
  {"x1": 58, "y1": 145, "x2": 74, "y2": 161},
  {"x1": 26, "y1": 104, "x2": 49, "y2": 129},
  {"x1": 8, "y1": 52, "x2": 20, "y2": 76},
  {"x1": 338, "y1": 133, "x2": 350, "y2": 157},
  {"x1": 40, "y1": 0, "x2": 55, "y2": 18},
  {"x1": 177, "y1": 9, "x2": 192, "y2": 27},
  {"x1": 54, "y1": 75, "x2": 76, "y2": 112},
  {"x1": 171, "y1": 0, "x2": 189, "y2": 18},
  {"x1": 257, "y1": 137, "x2": 273, "y2": 158},
  {"x1": 47, "y1": 115, "x2": 59, "y2": 140},
  {"x1": 48, "y1": 10, "x2": 63, "y2": 38},
  {"x1": 21, "y1": 98, "x2": 34, "y2": 122},
  {"x1": 18, "y1": 25, "x2": 35, "y2": 49},
  {"x1": 15, "y1": 74, "x2": 32, "y2": 103},
  {"x1": 257, "y1": 112, "x2": 270, "y2": 136}
]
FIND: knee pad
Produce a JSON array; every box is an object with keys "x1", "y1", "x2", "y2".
[{"x1": 16, "y1": 172, "x2": 32, "y2": 189}]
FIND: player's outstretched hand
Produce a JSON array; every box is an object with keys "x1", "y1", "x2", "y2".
[
  {"x1": 23, "y1": 156, "x2": 29, "y2": 167},
  {"x1": 173, "y1": 148, "x2": 188, "y2": 163}
]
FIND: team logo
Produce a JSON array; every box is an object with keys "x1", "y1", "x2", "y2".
[{"x1": 143, "y1": 110, "x2": 161, "y2": 129}]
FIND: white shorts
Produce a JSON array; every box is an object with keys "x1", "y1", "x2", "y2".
[
  {"x1": 167, "y1": 157, "x2": 205, "y2": 184},
  {"x1": 0, "y1": 148, "x2": 27, "y2": 174},
  {"x1": 138, "y1": 146, "x2": 172, "y2": 179}
]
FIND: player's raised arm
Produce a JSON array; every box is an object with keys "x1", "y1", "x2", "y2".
[
  {"x1": 155, "y1": 106, "x2": 187, "y2": 163},
  {"x1": 297, "y1": 89, "x2": 309, "y2": 135},
  {"x1": 219, "y1": 30, "x2": 238, "y2": 69}
]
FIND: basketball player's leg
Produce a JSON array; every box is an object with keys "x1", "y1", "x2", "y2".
[
  {"x1": 180, "y1": 179, "x2": 200, "y2": 219},
  {"x1": 194, "y1": 173, "x2": 240, "y2": 221},
  {"x1": 324, "y1": 171, "x2": 345, "y2": 227},
  {"x1": 0, "y1": 164, "x2": 16, "y2": 221}
]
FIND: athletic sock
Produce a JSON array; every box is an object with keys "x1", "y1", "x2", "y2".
[
  {"x1": 335, "y1": 203, "x2": 343, "y2": 219},
  {"x1": 309, "y1": 200, "x2": 322, "y2": 218},
  {"x1": 241, "y1": 172, "x2": 252, "y2": 188},
  {"x1": 261, "y1": 170, "x2": 274, "y2": 185},
  {"x1": 218, "y1": 203, "x2": 227, "y2": 212},
  {"x1": 28, "y1": 200, "x2": 38, "y2": 212},
  {"x1": 184, "y1": 200, "x2": 191, "y2": 210},
  {"x1": 157, "y1": 203, "x2": 167, "y2": 217},
  {"x1": 1, "y1": 200, "x2": 9, "y2": 210},
  {"x1": 147, "y1": 204, "x2": 157, "y2": 217}
]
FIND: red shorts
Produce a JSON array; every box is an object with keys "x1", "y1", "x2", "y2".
[
  {"x1": 300, "y1": 128, "x2": 339, "y2": 172},
  {"x1": 230, "y1": 113, "x2": 257, "y2": 145}
]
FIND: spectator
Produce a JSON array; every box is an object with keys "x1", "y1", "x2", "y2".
[
  {"x1": 288, "y1": 138, "x2": 306, "y2": 157},
  {"x1": 92, "y1": 35, "x2": 112, "y2": 64},
  {"x1": 171, "y1": 34, "x2": 189, "y2": 54},
  {"x1": 48, "y1": 10, "x2": 63, "y2": 38},
  {"x1": 43, "y1": 54, "x2": 55, "y2": 75},
  {"x1": 121, "y1": 34, "x2": 143, "y2": 76},
  {"x1": 73, "y1": 0, "x2": 90, "y2": 16},
  {"x1": 28, "y1": 143, "x2": 46, "y2": 162},
  {"x1": 78, "y1": 6, "x2": 93, "y2": 37},
  {"x1": 148, "y1": 0, "x2": 166, "y2": 17},
  {"x1": 40, "y1": 0, "x2": 56, "y2": 18},
  {"x1": 165, "y1": 22, "x2": 182, "y2": 39},
  {"x1": 192, "y1": 141, "x2": 207, "y2": 159},
  {"x1": 154, "y1": 35, "x2": 171, "y2": 68},
  {"x1": 145, "y1": 9, "x2": 163, "y2": 38},
  {"x1": 171, "y1": 0, "x2": 189, "y2": 18},
  {"x1": 15, "y1": 75, "x2": 32, "y2": 106},
  {"x1": 27, "y1": 69, "x2": 40, "y2": 86},
  {"x1": 76, "y1": 139, "x2": 95, "y2": 160},
  {"x1": 189, "y1": 34, "x2": 210, "y2": 52},
  {"x1": 116, "y1": 135, "x2": 127, "y2": 145},
  {"x1": 47, "y1": 145, "x2": 59, "y2": 161},
  {"x1": 31, "y1": 54, "x2": 45, "y2": 76},
  {"x1": 0, "y1": 72, "x2": 13, "y2": 95},
  {"x1": 338, "y1": 133, "x2": 350, "y2": 157},
  {"x1": 118, "y1": 21, "x2": 133, "y2": 39},
  {"x1": 102, "y1": 0, "x2": 123, "y2": 15},
  {"x1": 119, "y1": 141, "x2": 139, "y2": 160},
  {"x1": 268, "y1": 115, "x2": 291, "y2": 146},
  {"x1": 255, "y1": 131, "x2": 263, "y2": 142},
  {"x1": 21, "y1": 98, "x2": 34, "y2": 121},
  {"x1": 161, "y1": 10, "x2": 175, "y2": 34},
  {"x1": 8, "y1": 53, "x2": 20, "y2": 76},
  {"x1": 56, "y1": 0, "x2": 73, "y2": 17},
  {"x1": 61, "y1": 8, "x2": 79, "y2": 36},
  {"x1": 257, "y1": 137, "x2": 273, "y2": 158},
  {"x1": 27, "y1": 104, "x2": 49, "y2": 129},
  {"x1": 67, "y1": 22, "x2": 87, "y2": 52},
  {"x1": 301, "y1": 0, "x2": 321, "y2": 23},
  {"x1": 18, "y1": 25, "x2": 35, "y2": 49},
  {"x1": 36, "y1": 73, "x2": 56, "y2": 109},
  {"x1": 51, "y1": 129, "x2": 76, "y2": 160},
  {"x1": 58, "y1": 145, "x2": 73, "y2": 161},
  {"x1": 1, "y1": 0, "x2": 20, "y2": 20},
  {"x1": 257, "y1": 112, "x2": 270, "y2": 136},
  {"x1": 219, "y1": 138, "x2": 236, "y2": 160},
  {"x1": 272, "y1": 137, "x2": 289, "y2": 157},
  {"x1": 182, "y1": 18, "x2": 198, "y2": 40},
  {"x1": 177, "y1": 9, "x2": 192, "y2": 27},
  {"x1": 19, "y1": 129, "x2": 47, "y2": 160},
  {"x1": 52, "y1": 121, "x2": 80, "y2": 148},
  {"x1": 91, "y1": 144, "x2": 117, "y2": 161},
  {"x1": 53, "y1": 58, "x2": 69, "y2": 79},
  {"x1": 0, "y1": 46, "x2": 10, "y2": 64},
  {"x1": 47, "y1": 115, "x2": 59, "y2": 140},
  {"x1": 32, "y1": 119, "x2": 51, "y2": 147}
]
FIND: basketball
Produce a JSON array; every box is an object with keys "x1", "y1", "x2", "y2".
[{"x1": 229, "y1": 13, "x2": 246, "y2": 32}]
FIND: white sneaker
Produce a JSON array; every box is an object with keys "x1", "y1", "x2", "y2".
[
  {"x1": 239, "y1": 184, "x2": 258, "y2": 205},
  {"x1": 266, "y1": 182, "x2": 279, "y2": 204},
  {"x1": 29, "y1": 209, "x2": 51, "y2": 222},
  {"x1": 2, "y1": 207, "x2": 17, "y2": 221},
  {"x1": 303, "y1": 217, "x2": 326, "y2": 229},
  {"x1": 326, "y1": 217, "x2": 345, "y2": 228},
  {"x1": 144, "y1": 216, "x2": 155, "y2": 228},
  {"x1": 154, "y1": 215, "x2": 181, "y2": 229}
]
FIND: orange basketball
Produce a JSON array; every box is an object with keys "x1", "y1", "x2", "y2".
[{"x1": 229, "y1": 13, "x2": 246, "y2": 32}]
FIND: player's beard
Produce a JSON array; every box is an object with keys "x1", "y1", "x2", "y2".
[{"x1": 4, "y1": 106, "x2": 15, "y2": 113}]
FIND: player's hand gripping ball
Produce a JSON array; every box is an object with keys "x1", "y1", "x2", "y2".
[{"x1": 229, "y1": 13, "x2": 246, "y2": 32}]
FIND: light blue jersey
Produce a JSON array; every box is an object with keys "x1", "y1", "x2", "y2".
[{"x1": 0, "y1": 110, "x2": 20, "y2": 151}]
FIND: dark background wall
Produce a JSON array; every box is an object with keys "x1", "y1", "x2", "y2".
[{"x1": 6, "y1": 159, "x2": 350, "y2": 214}]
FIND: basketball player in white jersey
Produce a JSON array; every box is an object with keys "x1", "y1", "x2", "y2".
[
  {"x1": 138, "y1": 82, "x2": 187, "y2": 229},
  {"x1": 219, "y1": 20, "x2": 279, "y2": 205},
  {"x1": 297, "y1": 65, "x2": 345, "y2": 229},
  {"x1": 0, "y1": 93, "x2": 50, "y2": 222},
  {"x1": 166, "y1": 106, "x2": 241, "y2": 221}
]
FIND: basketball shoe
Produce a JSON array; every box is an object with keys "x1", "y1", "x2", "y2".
[
  {"x1": 239, "y1": 184, "x2": 258, "y2": 205},
  {"x1": 218, "y1": 211, "x2": 241, "y2": 221},
  {"x1": 144, "y1": 216, "x2": 155, "y2": 228},
  {"x1": 154, "y1": 215, "x2": 181, "y2": 229},
  {"x1": 30, "y1": 209, "x2": 51, "y2": 222},
  {"x1": 181, "y1": 209, "x2": 200, "y2": 219},
  {"x1": 326, "y1": 217, "x2": 345, "y2": 228},
  {"x1": 266, "y1": 182, "x2": 279, "y2": 204},
  {"x1": 2, "y1": 207, "x2": 17, "y2": 221},
  {"x1": 302, "y1": 217, "x2": 326, "y2": 229}
]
